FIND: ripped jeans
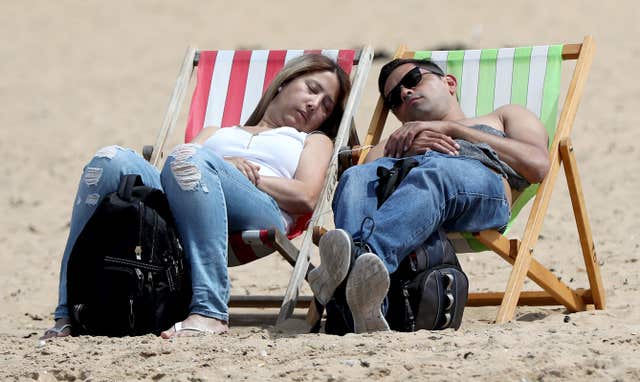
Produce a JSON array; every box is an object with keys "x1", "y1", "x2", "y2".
[{"x1": 54, "y1": 145, "x2": 286, "y2": 323}]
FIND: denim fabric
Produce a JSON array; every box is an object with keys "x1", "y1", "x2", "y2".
[
  {"x1": 55, "y1": 145, "x2": 285, "y2": 322},
  {"x1": 332, "y1": 151, "x2": 510, "y2": 274}
]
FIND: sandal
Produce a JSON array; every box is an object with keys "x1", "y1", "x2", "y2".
[
  {"x1": 41, "y1": 323, "x2": 72, "y2": 339},
  {"x1": 161, "y1": 321, "x2": 222, "y2": 339}
]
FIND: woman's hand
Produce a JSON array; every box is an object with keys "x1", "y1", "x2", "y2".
[{"x1": 225, "y1": 157, "x2": 261, "y2": 185}]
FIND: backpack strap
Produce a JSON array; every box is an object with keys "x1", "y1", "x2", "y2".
[
  {"x1": 375, "y1": 158, "x2": 419, "y2": 208},
  {"x1": 117, "y1": 174, "x2": 144, "y2": 202}
]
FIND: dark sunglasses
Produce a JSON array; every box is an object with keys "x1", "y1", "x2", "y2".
[{"x1": 384, "y1": 67, "x2": 440, "y2": 109}]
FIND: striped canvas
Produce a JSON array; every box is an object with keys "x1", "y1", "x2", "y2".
[
  {"x1": 414, "y1": 45, "x2": 563, "y2": 252},
  {"x1": 185, "y1": 49, "x2": 355, "y2": 143}
]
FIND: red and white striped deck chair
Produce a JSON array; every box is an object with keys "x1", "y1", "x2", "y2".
[{"x1": 145, "y1": 46, "x2": 373, "y2": 324}]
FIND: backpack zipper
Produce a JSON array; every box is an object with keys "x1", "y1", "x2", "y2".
[
  {"x1": 104, "y1": 256, "x2": 177, "y2": 292},
  {"x1": 151, "y1": 212, "x2": 157, "y2": 261},
  {"x1": 129, "y1": 298, "x2": 135, "y2": 331},
  {"x1": 104, "y1": 256, "x2": 164, "y2": 271},
  {"x1": 401, "y1": 282, "x2": 416, "y2": 332},
  {"x1": 135, "y1": 201, "x2": 143, "y2": 261}
]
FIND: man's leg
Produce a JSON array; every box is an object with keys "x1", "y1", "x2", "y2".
[
  {"x1": 334, "y1": 152, "x2": 510, "y2": 273},
  {"x1": 315, "y1": 157, "x2": 396, "y2": 301},
  {"x1": 332, "y1": 156, "x2": 396, "y2": 237}
]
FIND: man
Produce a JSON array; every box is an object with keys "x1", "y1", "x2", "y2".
[{"x1": 307, "y1": 58, "x2": 550, "y2": 333}]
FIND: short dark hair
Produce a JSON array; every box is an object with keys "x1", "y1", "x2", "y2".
[{"x1": 378, "y1": 58, "x2": 445, "y2": 96}]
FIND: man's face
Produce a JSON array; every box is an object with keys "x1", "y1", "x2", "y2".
[{"x1": 383, "y1": 63, "x2": 453, "y2": 122}]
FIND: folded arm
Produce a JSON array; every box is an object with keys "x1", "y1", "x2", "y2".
[
  {"x1": 448, "y1": 105, "x2": 550, "y2": 183},
  {"x1": 375, "y1": 105, "x2": 550, "y2": 183},
  {"x1": 257, "y1": 133, "x2": 333, "y2": 215}
]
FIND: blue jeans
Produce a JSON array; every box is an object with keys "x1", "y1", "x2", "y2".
[
  {"x1": 55, "y1": 145, "x2": 285, "y2": 322},
  {"x1": 332, "y1": 152, "x2": 511, "y2": 273}
]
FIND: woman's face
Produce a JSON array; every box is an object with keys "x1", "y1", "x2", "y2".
[{"x1": 266, "y1": 70, "x2": 340, "y2": 133}]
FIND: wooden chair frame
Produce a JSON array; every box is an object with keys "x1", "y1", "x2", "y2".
[
  {"x1": 144, "y1": 46, "x2": 374, "y2": 326},
  {"x1": 357, "y1": 36, "x2": 605, "y2": 323}
]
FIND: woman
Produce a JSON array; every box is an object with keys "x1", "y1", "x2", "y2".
[{"x1": 41, "y1": 54, "x2": 351, "y2": 339}]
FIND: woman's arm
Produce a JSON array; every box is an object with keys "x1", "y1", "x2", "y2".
[{"x1": 256, "y1": 133, "x2": 333, "y2": 215}]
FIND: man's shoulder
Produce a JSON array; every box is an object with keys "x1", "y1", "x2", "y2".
[
  {"x1": 493, "y1": 104, "x2": 536, "y2": 118},
  {"x1": 487, "y1": 104, "x2": 540, "y2": 128},
  {"x1": 460, "y1": 104, "x2": 543, "y2": 136},
  {"x1": 460, "y1": 112, "x2": 504, "y2": 132}
]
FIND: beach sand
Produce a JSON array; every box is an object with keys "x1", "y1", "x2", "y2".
[{"x1": 1, "y1": 1, "x2": 639, "y2": 380}]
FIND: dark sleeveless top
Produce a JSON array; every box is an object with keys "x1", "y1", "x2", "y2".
[{"x1": 455, "y1": 124, "x2": 530, "y2": 191}]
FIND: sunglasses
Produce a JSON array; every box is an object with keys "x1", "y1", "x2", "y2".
[{"x1": 384, "y1": 67, "x2": 440, "y2": 109}]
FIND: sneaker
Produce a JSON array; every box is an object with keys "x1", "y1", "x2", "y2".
[
  {"x1": 346, "y1": 253, "x2": 390, "y2": 333},
  {"x1": 308, "y1": 229, "x2": 354, "y2": 306}
]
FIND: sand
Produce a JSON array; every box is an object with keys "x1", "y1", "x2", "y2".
[{"x1": 1, "y1": 0, "x2": 639, "y2": 380}]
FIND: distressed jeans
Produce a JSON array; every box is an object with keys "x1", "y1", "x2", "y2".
[
  {"x1": 333, "y1": 151, "x2": 511, "y2": 274},
  {"x1": 55, "y1": 145, "x2": 285, "y2": 322}
]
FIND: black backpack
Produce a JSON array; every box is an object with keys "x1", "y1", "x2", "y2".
[
  {"x1": 322, "y1": 229, "x2": 469, "y2": 335},
  {"x1": 67, "y1": 174, "x2": 191, "y2": 336},
  {"x1": 385, "y1": 228, "x2": 469, "y2": 332}
]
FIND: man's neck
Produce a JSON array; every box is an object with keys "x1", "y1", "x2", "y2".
[{"x1": 408, "y1": 106, "x2": 467, "y2": 124}]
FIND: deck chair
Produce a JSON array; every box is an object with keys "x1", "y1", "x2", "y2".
[
  {"x1": 143, "y1": 46, "x2": 374, "y2": 325},
  {"x1": 355, "y1": 36, "x2": 604, "y2": 323}
]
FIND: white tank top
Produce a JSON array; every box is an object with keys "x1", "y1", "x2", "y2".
[
  {"x1": 204, "y1": 126, "x2": 307, "y2": 178},
  {"x1": 203, "y1": 126, "x2": 309, "y2": 231}
]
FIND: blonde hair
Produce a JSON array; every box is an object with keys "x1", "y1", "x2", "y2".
[{"x1": 244, "y1": 54, "x2": 351, "y2": 139}]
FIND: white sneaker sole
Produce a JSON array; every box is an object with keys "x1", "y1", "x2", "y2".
[
  {"x1": 308, "y1": 229, "x2": 352, "y2": 306},
  {"x1": 346, "y1": 253, "x2": 390, "y2": 333}
]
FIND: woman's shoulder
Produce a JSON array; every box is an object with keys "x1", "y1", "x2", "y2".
[
  {"x1": 303, "y1": 130, "x2": 333, "y2": 148},
  {"x1": 191, "y1": 126, "x2": 221, "y2": 144}
]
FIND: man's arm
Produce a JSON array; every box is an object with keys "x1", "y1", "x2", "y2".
[
  {"x1": 447, "y1": 105, "x2": 549, "y2": 183},
  {"x1": 365, "y1": 120, "x2": 460, "y2": 163},
  {"x1": 363, "y1": 142, "x2": 386, "y2": 163}
]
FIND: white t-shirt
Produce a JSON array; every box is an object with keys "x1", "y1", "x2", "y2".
[
  {"x1": 204, "y1": 126, "x2": 307, "y2": 178},
  {"x1": 203, "y1": 126, "x2": 309, "y2": 230}
]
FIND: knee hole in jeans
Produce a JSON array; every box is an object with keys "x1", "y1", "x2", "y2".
[
  {"x1": 169, "y1": 144, "x2": 202, "y2": 191},
  {"x1": 94, "y1": 145, "x2": 121, "y2": 160}
]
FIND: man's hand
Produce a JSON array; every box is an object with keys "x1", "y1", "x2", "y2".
[
  {"x1": 384, "y1": 121, "x2": 460, "y2": 158},
  {"x1": 225, "y1": 157, "x2": 261, "y2": 185}
]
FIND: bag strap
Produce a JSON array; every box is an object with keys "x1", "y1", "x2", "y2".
[
  {"x1": 117, "y1": 174, "x2": 144, "y2": 202},
  {"x1": 375, "y1": 158, "x2": 419, "y2": 208}
]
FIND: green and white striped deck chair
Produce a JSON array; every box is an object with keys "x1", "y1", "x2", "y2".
[{"x1": 360, "y1": 36, "x2": 605, "y2": 323}]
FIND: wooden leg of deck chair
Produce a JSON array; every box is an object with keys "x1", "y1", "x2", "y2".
[
  {"x1": 271, "y1": 229, "x2": 300, "y2": 267},
  {"x1": 150, "y1": 46, "x2": 197, "y2": 167},
  {"x1": 475, "y1": 231, "x2": 586, "y2": 312},
  {"x1": 494, "y1": 243, "x2": 534, "y2": 323},
  {"x1": 273, "y1": 229, "x2": 320, "y2": 326},
  {"x1": 468, "y1": 289, "x2": 593, "y2": 306},
  {"x1": 559, "y1": 139, "x2": 606, "y2": 309}
]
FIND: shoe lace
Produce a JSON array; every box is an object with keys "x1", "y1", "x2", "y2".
[{"x1": 355, "y1": 216, "x2": 375, "y2": 255}]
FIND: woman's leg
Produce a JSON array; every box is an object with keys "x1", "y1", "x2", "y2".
[
  {"x1": 159, "y1": 144, "x2": 285, "y2": 336},
  {"x1": 43, "y1": 146, "x2": 160, "y2": 339}
]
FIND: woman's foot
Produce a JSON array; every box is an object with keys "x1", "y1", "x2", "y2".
[
  {"x1": 40, "y1": 318, "x2": 73, "y2": 340},
  {"x1": 160, "y1": 314, "x2": 228, "y2": 338}
]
